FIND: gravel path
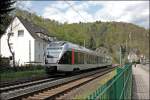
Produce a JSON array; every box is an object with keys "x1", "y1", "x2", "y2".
[{"x1": 132, "y1": 64, "x2": 149, "y2": 99}]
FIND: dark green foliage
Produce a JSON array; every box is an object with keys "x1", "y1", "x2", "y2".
[
  {"x1": 0, "y1": 0, "x2": 15, "y2": 37},
  {"x1": 0, "y1": 65, "x2": 44, "y2": 74},
  {"x1": 0, "y1": 69, "x2": 45, "y2": 81},
  {"x1": 0, "y1": 56, "x2": 10, "y2": 67},
  {"x1": 0, "y1": 0, "x2": 15, "y2": 15}
]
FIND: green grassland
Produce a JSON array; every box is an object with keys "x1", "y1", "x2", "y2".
[{"x1": 0, "y1": 69, "x2": 46, "y2": 81}]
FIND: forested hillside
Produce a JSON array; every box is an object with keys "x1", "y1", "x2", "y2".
[{"x1": 15, "y1": 9, "x2": 149, "y2": 63}]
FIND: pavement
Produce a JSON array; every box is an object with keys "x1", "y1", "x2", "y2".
[{"x1": 132, "y1": 64, "x2": 149, "y2": 100}]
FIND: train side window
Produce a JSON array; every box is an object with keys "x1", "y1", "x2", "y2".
[
  {"x1": 89, "y1": 55, "x2": 90, "y2": 64},
  {"x1": 67, "y1": 51, "x2": 71, "y2": 64},
  {"x1": 75, "y1": 51, "x2": 78, "y2": 64},
  {"x1": 78, "y1": 52, "x2": 80, "y2": 64},
  {"x1": 93, "y1": 55, "x2": 95, "y2": 64},
  {"x1": 94, "y1": 56, "x2": 95, "y2": 64},
  {"x1": 91, "y1": 55, "x2": 92, "y2": 64},
  {"x1": 87, "y1": 54, "x2": 89, "y2": 64},
  {"x1": 97, "y1": 56, "x2": 98, "y2": 64},
  {"x1": 69, "y1": 51, "x2": 72, "y2": 64},
  {"x1": 82, "y1": 53, "x2": 84, "y2": 64},
  {"x1": 80, "y1": 52, "x2": 82, "y2": 64},
  {"x1": 64, "y1": 52, "x2": 68, "y2": 64},
  {"x1": 90, "y1": 55, "x2": 91, "y2": 64},
  {"x1": 92, "y1": 55, "x2": 93, "y2": 64}
]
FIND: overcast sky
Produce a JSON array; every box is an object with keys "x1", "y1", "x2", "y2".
[{"x1": 16, "y1": 1, "x2": 149, "y2": 29}]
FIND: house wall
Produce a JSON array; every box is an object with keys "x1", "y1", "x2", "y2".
[
  {"x1": 34, "y1": 39, "x2": 47, "y2": 65},
  {"x1": 0, "y1": 17, "x2": 35, "y2": 65}
]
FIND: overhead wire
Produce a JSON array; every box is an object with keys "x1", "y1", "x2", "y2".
[{"x1": 63, "y1": 0, "x2": 87, "y2": 23}]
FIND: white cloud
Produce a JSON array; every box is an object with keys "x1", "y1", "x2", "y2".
[
  {"x1": 93, "y1": 1, "x2": 149, "y2": 28},
  {"x1": 42, "y1": 1, "x2": 149, "y2": 28},
  {"x1": 43, "y1": 1, "x2": 93, "y2": 23},
  {"x1": 43, "y1": 6, "x2": 68, "y2": 23},
  {"x1": 50, "y1": 1, "x2": 69, "y2": 10},
  {"x1": 15, "y1": 1, "x2": 32, "y2": 10}
]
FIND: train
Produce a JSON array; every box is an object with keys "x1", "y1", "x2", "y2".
[{"x1": 45, "y1": 41, "x2": 112, "y2": 74}]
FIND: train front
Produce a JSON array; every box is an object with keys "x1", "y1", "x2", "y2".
[{"x1": 45, "y1": 41, "x2": 64, "y2": 74}]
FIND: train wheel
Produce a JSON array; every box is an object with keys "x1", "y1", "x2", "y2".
[{"x1": 73, "y1": 68, "x2": 80, "y2": 72}]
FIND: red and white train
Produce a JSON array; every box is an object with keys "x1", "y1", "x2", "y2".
[{"x1": 45, "y1": 41, "x2": 112, "y2": 74}]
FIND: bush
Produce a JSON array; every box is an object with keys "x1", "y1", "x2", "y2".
[
  {"x1": 0, "y1": 56, "x2": 10, "y2": 67},
  {"x1": 0, "y1": 65, "x2": 44, "y2": 73},
  {"x1": 0, "y1": 69, "x2": 46, "y2": 81}
]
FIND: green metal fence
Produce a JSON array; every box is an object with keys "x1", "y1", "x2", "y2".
[{"x1": 86, "y1": 64, "x2": 132, "y2": 100}]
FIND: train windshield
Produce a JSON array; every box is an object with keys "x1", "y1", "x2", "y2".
[{"x1": 47, "y1": 47, "x2": 62, "y2": 58}]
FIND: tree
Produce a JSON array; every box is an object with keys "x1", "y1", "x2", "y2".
[
  {"x1": 0, "y1": 0, "x2": 15, "y2": 37},
  {"x1": 7, "y1": 32, "x2": 15, "y2": 67},
  {"x1": 88, "y1": 36, "x2": 96, "y2": 50}
]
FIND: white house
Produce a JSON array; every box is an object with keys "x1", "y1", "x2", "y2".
[
  {"x1": 0, "y1": 16, "x2": 56, "y2": 65},
  {"x1": 127, "y1": 52, "x2": 139, "y2": 63}
]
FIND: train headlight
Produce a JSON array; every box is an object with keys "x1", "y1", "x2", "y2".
[{"x1": 57, "y1": 60, "x2": 59, "y2": 63}]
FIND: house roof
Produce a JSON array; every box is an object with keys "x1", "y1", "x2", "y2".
[{"x1": 17, "y1": 16, "x2": 55, "y2": 40}]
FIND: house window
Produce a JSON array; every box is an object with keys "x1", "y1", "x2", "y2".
[{"x1": 18, "y1": 30, "x2": 24, "y2": 37}]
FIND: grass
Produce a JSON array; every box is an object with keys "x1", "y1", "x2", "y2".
[
  {"x1": 74, "y1": 69, "x2": 117, "y2": 99},
  {"x1": 0, "y1": 69, "x2": 46, "y2": 81}
]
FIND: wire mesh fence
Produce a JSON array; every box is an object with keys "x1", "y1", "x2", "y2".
[{"x1": 86, "y1": 63, "x2": 132, "y2": 100}]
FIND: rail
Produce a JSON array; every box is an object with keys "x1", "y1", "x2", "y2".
[
  {"x1": 86, "y1": 63, "x2": 132, "y2": 99},
  {"x1": 1, "y1": 67, "x2": 114, "y2": 100}
]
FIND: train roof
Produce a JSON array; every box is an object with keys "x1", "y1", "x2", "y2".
[{"x1": 48, "y1": 41, "x2": 103, "y2": 56}]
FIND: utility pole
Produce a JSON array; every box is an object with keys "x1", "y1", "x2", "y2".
[
  {"x1": 126, "y1": 40, "x2": 127, "y2": 50},
  {"x1": 120, "y1": 45, "x2": 122, "y2": 66},
  {"x1": 84, "y1": 40, "x2": 86, "y2": 47}
]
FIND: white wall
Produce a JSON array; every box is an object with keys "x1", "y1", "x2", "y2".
[
  {"x1": 34, "y1": 39, "x2": 47, "y2": 64},
  {"x1": 0, "y1": 17, "x2": 35, "y2": 65}
]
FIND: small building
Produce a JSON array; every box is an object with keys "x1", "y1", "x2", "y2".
[
  {"x1": 127, "y1": 52, "x2": 139, "y2": 63},
  {"x1": 0, "y1": 16, "x2": 56, "y2": 66}
]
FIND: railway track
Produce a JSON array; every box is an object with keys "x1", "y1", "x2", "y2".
[
  {"x1": 0, "y1": 73, "x2": 67, "y2": 88},
  {"x1": 0, "y1": 75, "x2": 51, "y2": 88},
  {"x1": 1, "y1": 66, "x2": 116, "y2": 100},
  {"x1": 0, "y1": 78, "x2": 56, "y2": 93},
  {"x1": 0, "y1": 73, "x2": 69, "y2": 93}
]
